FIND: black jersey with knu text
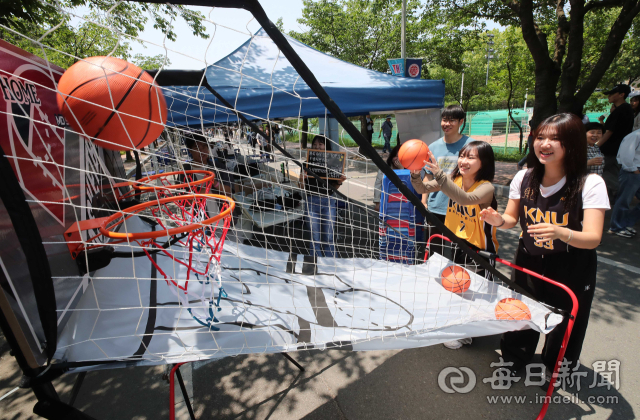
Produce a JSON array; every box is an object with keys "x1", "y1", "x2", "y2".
[{"x1": 519, "y1": 170, "x2": 583, "y2": 255}]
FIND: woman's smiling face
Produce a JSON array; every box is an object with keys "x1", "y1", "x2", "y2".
[
  {"x1": 457, "y1": 147, "x2": 481, "y2": 178},
  {"x1": 534, "y1": 127, "x2": 565, "y2": 165}
]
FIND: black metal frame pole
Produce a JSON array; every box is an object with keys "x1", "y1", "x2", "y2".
[
  {"x1": 146, "y1": 68, "x2": 417, "y2": 243},
  {"x1": 68, "y1": 372, "x2": 86, "y2": 406},
  {"x1": 281, "y1": 352, "x2": 305, "y2": 372},
  {"x1": 175, "y1": 366, "x2": 197, "y2": 420},
  {"x1": 237, "y1": 0, "x2": 524, "y2": 293},
  {"x1": 133, "y1": 0, "x2": 543, "y2": 300}
]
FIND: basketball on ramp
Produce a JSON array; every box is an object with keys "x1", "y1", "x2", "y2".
[
  {"x1": 495, "y1": 298, "x2": 532, "y2": 321},
  {"x1": 440, "y1": 265, "x2": 471, "y2": 293}
]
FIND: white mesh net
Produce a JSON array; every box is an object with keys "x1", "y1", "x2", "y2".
[{"x1": 0, "y1": 1, "x2": 561, "y2": 368}]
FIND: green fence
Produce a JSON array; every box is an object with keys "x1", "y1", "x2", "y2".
[
  {"x1": 286, "y1": 108, "x2": 612, "y2": 150},
  {"x1": 461, "y1": 109, "x2": 531, "y2": 137}
]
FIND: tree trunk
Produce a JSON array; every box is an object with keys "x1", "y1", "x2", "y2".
[
  {"x1": 301, "y1": 118, "x2": 309, "y2": 149},
  {"x1": 518, "y1": 0, "x2": 562, "y2": 125},
  {"x1": 557, "y1": 3, "x2": 585, "y2": 114},
  {"x1": 570, "y1": 1, "x2": 640, "y2": 110},
  {"x1": 506, "y1": 62, "x2": 525, "y2": 153},
  {"x1": 532, "y1": 66, "x2": 560, "y2": 126}
]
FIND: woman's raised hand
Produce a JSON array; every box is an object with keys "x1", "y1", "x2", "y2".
[
  {"x1": 479, "y1": 207, "x2": 504, "y2": 226},
  {"x1": 422, "y1": 152, "x2": 440, "y2": 174}
]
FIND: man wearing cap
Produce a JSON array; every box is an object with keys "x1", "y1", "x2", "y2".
[
  {"x1": 596, "y1": 84, "x2": 635, "y2": 199},
  {"x1": 379, "y1": 115, "x2": 394, "y2": 154}
]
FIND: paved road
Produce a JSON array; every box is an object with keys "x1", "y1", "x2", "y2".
[{"x1": 1, "y1": 168, "x2": 638, "y2": 419}]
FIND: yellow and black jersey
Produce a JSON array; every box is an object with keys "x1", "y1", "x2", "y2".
[{"x1": 445, "y1": 177, "x2": 499, "y2": 253}]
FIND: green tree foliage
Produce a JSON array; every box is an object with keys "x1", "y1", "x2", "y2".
[
  {"x1": 289, "y1": 0, "x2": 425, "y2": 72},
  {"x1": 583, "y1": 9, "x2": 640, "y2": 88},
  {"x1": 1, "y1": 13, "x2": 131, "y2": 69},
  {"x1": 429, "y1": 28, "x2": 534, "y2": 113},
  {"x1": 0, "y1": 0, "x2": 207, "y2": 69},
  {"x1": 426, "y1": 0, "x2": 640, "y2": 123},
  {"x1": 1, "y1": 0, "x2": 208, "y2": 42},
  {"x1": 292, "y1": 0, "x2": 639, "y2": 125},
  {"x1": 132, "y1": 53, "x2": 172, "y2": 70}
]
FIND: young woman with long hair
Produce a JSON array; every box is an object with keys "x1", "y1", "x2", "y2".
[
  {"x1": 480, "y1": 113, "x2": 609, "y2": 378},
  {"x1": 412, "y1": 140, "x2": 498, "y2": 350}
]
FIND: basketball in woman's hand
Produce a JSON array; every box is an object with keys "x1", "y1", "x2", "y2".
[
  {"x1": 57, "y1": 56, "x2": 167, "y2": 151},
  {"x1": 398, "y1": 139, "x2": 430, "y2": 170}
]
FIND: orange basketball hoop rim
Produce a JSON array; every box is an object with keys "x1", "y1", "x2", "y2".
[
  {"x1": 116, "y1": 170, "x2": 216, "y2": 201},
  {"x1": 131, "y1": 170, "x2": 215, "y2": 192},
  {"x1": 64, "y1": 193, "x2": 234, "y2": 259}
]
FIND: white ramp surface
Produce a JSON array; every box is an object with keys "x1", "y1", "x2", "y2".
[{"x1": 55, "y1": 233, "x2": 562, "y2": 366}]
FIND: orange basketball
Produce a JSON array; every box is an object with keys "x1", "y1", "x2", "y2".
[
  {"x1": 440, "y1": 265, "x2": 471, "y2": 293},
  {"x1": 398, "y1": 139, "x2": 430, "y2": 170},
  {"x1": 57, "y1": 56, "x2": 167, "y2": 151},
  {"x1": 495, "y1": 298, "x2": 531, "y2": 321}
]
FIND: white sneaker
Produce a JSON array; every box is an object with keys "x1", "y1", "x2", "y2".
[
  {"x1": 443, "y1": 338, "x2": 473, "y2": 349},
  {"x1": 625, "y1": 227, "x2": 637, "y2": 235},
  {"x1": 608, "y1": 229, "x2": 634, "y2": 238}
]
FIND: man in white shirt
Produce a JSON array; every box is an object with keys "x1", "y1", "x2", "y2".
[
  {"x1": 631, "y1": 95, "x2": 640, "y2": 132},
  {"x1": 609, "y1": 130, "x2": 640, "y2": 237}
]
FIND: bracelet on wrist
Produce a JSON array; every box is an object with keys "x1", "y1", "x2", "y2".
[
  {"x1": 497, "y1": 216, "x2": 506, "y2": 228},
  {"x1": 565, "y1": 229, "x2": 573, "y2": 244}
]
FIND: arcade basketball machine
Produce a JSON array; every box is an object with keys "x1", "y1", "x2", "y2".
[{"x1": 0, "y1": 2, "x2": 577, "y2": 419}]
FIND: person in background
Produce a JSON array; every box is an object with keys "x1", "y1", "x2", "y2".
[
  {"x1": 517, "y1": 119, "x2": 537, "y2": 171},
  {"x1": 213, "y1": 129, "x2": 238, "y2": 182},
  {"x1": 272, "y1": 123, "x2": 282, "y2": 144},
  {"x1": 249, "y1": 129, "x2": 258, "y2": 151},
  {"x1": 412, "y1": 141, "x2": 498, "y2": 350},
  {"x1": 302, "y1": 135, "x2": 346, "y2": 274},
  {"x1": 366, "y1": 115, "x2": 374, "y2": 144},
  {"x1": 379, "y1": 115, "x2": 393, "y2": 154},
  {"x1": 183, "y1": 132, "x2": 235, "y2": 195},
  {"x1": 263, "y1": 126, "x2": 272, "y2": 158},
  {"x1": 608, "y1": 130, "x2": 640, "y2": 238},
  {"x1": 631, "y1": 94, "x2": 640, "y2": 132},
  {"x1": 360, "y1": 114, "x2": 375, "y2": 156},
  {"x1": 421, "y1": 105, "x2": 474, "y2": 258},
  {"x1": 255, "y1": 128, "x2": 267, "y2": 155},
  {"x1": 373, "y1": 143, "x2": 404, "y2": 211},
  {"x1": 585, "y1": 122, "x2": 605, "y2": 176},
  {"x1": 596, "y1": 84, "x2": 634, "y2": 199}
]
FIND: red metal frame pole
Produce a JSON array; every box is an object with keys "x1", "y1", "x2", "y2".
[
  {"x1": 494, "y1": 257, "x2": 579, "y2": 420},
  {"x1": 169, "y1": 362, "x2": 187, "y2": 420},
  {"x1": 424, "y1": 233, "x2": 579, "y2": 419}
]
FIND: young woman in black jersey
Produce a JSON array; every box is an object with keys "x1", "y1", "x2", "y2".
[{"x1": 480, "y1": 113, "x2": 609, "y2": 377}]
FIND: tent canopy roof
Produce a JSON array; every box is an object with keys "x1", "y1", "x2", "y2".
[{"x1": 161, "y1": 29, "x2": 444, "y2": 127}]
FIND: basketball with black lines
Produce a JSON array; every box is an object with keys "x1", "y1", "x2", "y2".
[
  {"x1": 440, "y1": 265, "x2": 471, "y2": 293},
  {"x1": 57, "y1": 56, "x2": 167, "y2": 151},
  {"x1": 398, "y1": 139, "x2": 430, "y2": 170},
  {"x1": 494, "y1": 298, "x2": 531, "y2": 321}
]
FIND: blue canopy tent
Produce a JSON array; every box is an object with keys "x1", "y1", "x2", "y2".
[{"x1": 159, "y1": 29, "x2": 444, "y2": 128}]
